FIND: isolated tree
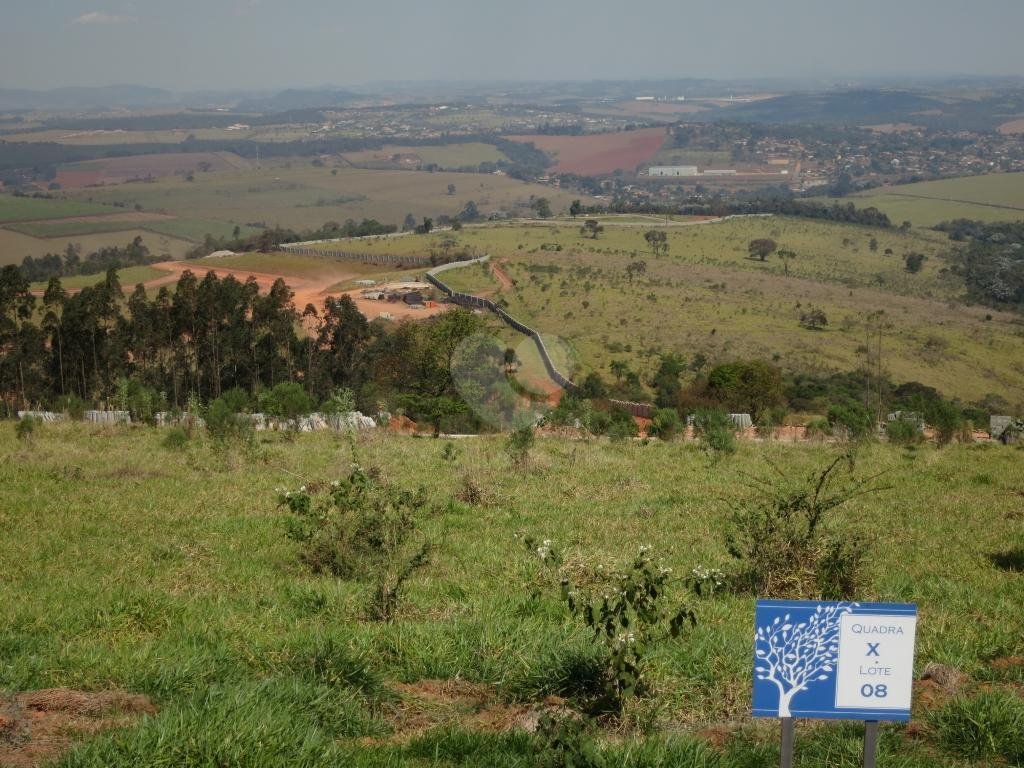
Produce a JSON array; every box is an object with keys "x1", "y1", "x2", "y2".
[
  {"x1": 447, "y1": 183, "x2": 456, "y2": 196},
  {"x1": 799, "y1": 307, "x2": 828, "y2": 330},
  {"x1": 460, "y1": 200, "x2": 480, "y2": 221},
  {"x1": 869, "y1": 237, "x2": 879, "y2": 252},
  {"x1": 625, "y1": 260, "x2": 647, "y2": 284},
  {"x1": 531, "y1": 197, "x2": 552, "y2": 219},
  {"x1": 569, "y1": 199, "x2": 582, "y2": 219},
  {"x1": 755, "y1": 603, "x2": 855, "y2": 717},
  {"x1": 609, "y1": 359, "x2": 630, "y2": 382},
  {"x1": 777, "y1": 249, "x2": 797, "y2": 276},
  {"x1": 416, "y1": 217, "x2": 433, "y2": 235},
  {"x1": 903, "y1": 252, "x2": 926, "y2": 273},
  {"x1": 402, "y1": 213, "x2": 417, "y2": 231},
  {"x1": 581, "y1": 219, "x2": 604, "y2": 239},
  {"x1": 644, "y1": 229, "x2": 669, "y2": 257},
  {"x1": 748, "y1": 238, "x2": 778, "y2": 262}
]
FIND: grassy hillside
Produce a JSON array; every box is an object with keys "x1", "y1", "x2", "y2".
[
  {"x1": 0, "y1": 194, "x2": 112, "y2": 223},
  {"x1": 311, "y1": 218, "x2": 1024, "y2": 405},
  {"x1": 28, "y1": 264, "x2": 168, "y2": 292},
  {"x1": 1, "y1": 426, "x2": 1021, "y2": 766},
  {"x1": 0, "y1": 228, "x2": 195, "y2": 266},
  {"x1": 818, "y1": 173, "x2": 1024, "y2": 227}
]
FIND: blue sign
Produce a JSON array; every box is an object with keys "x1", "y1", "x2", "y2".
[{"x1": 752, "y1": 600, "x2": 918, "y2": 721}]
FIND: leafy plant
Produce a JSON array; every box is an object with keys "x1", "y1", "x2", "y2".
[
  {"x1": 507, "y1": 425, "x2": 535, "y2": 469},
  {"x1": 536, "y1": 712, "x2": 606, "y2": 768},
  {"x1": 646, "y1": 408, "x2": 681, "y2": 440},
  {"x1": 724, "y1": 453, "x2": 886, "y2": 599},
  {"x1": 561, "y1": 546, "x2": 696, "y2": 711},
  {"x1": 53, "y1": 394, "x2": 87, "y2": 420},
  {"x1": 886, "y1": 416, "x2": 923, "y2": 446},
  {"x1": 691, "y1": 409, "x2": 736, "y2": 457},
  {"x1": 15, "y1": 415, "x2": 39, "y2": 441},
  {"x1": 162, "y1": 426, "x2": 190, "y2": 451},
  {"x1": 205, "y1": 395, "x2": 254, "y2": 445},
  {"x1": 278, "y1": 465, "x2": 431, "y2": 621}
]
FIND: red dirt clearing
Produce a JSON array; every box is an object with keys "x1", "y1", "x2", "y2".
[
  {"x1": 0, "y1": 688, "x2": 155, "y2": 768},
  {"x1": 998, "y1": 118, "x2": 1024, "y2": 135},
  {"x1": 137, "y1": 261, "x2": 451, "y2": 325},
  {"x1": 507, "y1": 127, "x2": 668, "y2": 175}
]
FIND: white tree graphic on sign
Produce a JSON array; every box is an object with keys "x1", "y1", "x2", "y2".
[{"x1": 755, "y1": 603, "x2": 857, "y2": 717}]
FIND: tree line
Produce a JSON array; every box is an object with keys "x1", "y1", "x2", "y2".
[{"x1": 0, "y1": 265, "x2": 488, "y2": 432}]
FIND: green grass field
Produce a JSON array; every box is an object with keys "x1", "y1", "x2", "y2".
[
  {"x1": 819, "y1": 173, "x2": 1024, "y2": 227},
  {"x1": 0, "y1": 194, "x2": 113, "y2": 223},
  {"x1": 648, "y1": 148, "x2": 733, "y2": 168},
  {"x1": 28, "y1": 265, "x2": 169, "y2": 292},
  {"x1": 62, "y1": 165, "x2": 592, "y2": 234},
  {"x1": 1, "y1": 425, "x2": 1021, "y2": 766},
  {"x1": 0, "y1": 228, "x2": 196, "y2": 266}
]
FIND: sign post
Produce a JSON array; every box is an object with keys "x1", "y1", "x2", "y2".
[{"x1": 752, "y1": 600, "x2": 918, "y2": 767}]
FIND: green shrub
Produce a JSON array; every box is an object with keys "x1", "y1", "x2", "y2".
[
  {"x1": 206, "y1": 396, "x2": 254, "y2": 445},
  {"x1": 826, "y1": 401, "x2": 874, "y2": 440},
  {"x1": 562, "y1": 546, "x2": 696, "y2": 711},
  {"x1": 320, "y1": 387, "x2": 356, "y2": 416},
  {"x1": 692, "y1": 409, "x2": 736, "y2": 456},
  {"x1": 725, "y1": 453, "x2": 882, "y2": 599},
  {"x1": 927, "y1": 399, "x2": 965, "y2": 445},
  {"x1": 278, "y1": 465, "x2": 431, "y2": 621},
  {"x1": 112, "y1": 378, "x2": 166, "y2": 425},
  {"x1": 886, "y1": 417, "x2": 922, "y2": 446},
  {"x1": 506, "y1": 425, "x2": 535, "y2": 468},
  {"x1": 162, "y1": 426, "x2": 190, "y2": 451},
  {"x1": 647, "y1": 408, "x2": 681, "y2": 440},
  {"x1": 218, "y1": 387, "x2": 252, "y2": 414},
  {"x1": 260, "y1": 382, "x2": 315, "y2": 427},
  {"x1": 54, "y1": 394, "x2": 88, "y2": 420},
  {"x1": 15, "y1": 416, "x2": 38, "y2": 441},
  {"x1": 605, "y1": 408, "x2": 638, "y2": 442}
]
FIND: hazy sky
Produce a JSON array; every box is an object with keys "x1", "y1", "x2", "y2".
[{"x1": 3, "y1": 0, "x2": 1024, "y2": 90}]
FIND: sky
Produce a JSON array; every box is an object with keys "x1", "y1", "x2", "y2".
[{"x1": 2, "y1": 0, "x2": 1024, "y2": 91}]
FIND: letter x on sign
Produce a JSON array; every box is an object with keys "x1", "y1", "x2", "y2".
[{"x1": 866, "y1": 643, "x2": 880, "y2": 657}]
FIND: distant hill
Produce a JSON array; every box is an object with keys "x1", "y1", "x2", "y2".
[
  {"x1": 698, "y1": 88, "x2": 1024, "y2": 131},
  {"x1": 234, "y1": 89, "x2": 362, "y2": 112}
]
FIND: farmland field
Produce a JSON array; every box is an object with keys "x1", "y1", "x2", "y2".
[
  {"x1": 1, "y1": 426, "x2": 1022, "y2": 767},
  {"x1": 819, "y1": 172, "x2": 1024, "y2": 227},
  {"x1": 507, "y1": 127, "x2": 669, "y2": 175},
  {"x1": 29, "y1": 264, "x2": 169, "y2": 292},
  {"x1": 341, "y1": 142, "x2": 508, "y2": 169},
  {"x1": 0, "y1": 125, "x2": 314, "y2": 144},
  {"x1": 60, "y1": 165, "x2": 592, "y2": 232},
  {"x1": 54, "y1": 151, "x2": 251, "y2": 188},
  {"x1": 0, "y1": 228, "x2": 195, "y2": 265},
  {"x1": 321, "y1": 218, "x2": 1024, "y2": 405},
  {"x1": 0, "y1": 194, "x2": 113, "y2": 223}
]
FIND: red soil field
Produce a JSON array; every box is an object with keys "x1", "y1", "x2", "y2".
[
  {"x1": 54, "y1": 152, "x2": 249, "y2": 188},
  {"x1": 508, "y1": 127, "x2": 668, "y2": 175}
]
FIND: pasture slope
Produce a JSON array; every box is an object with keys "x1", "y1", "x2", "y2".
[
  {"x1": 1, "y1": 426, "x2": 1022, "y2": 766},
  {"x1": 301, "y1": 217, "x2": 1024, "y2": 406},
  {"x1": 823, "y1": 172, "x2": 1024, "y2": 227}
]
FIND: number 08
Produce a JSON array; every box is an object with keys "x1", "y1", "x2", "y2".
[{"x1": 860, "y1": 684, "x2": 888, "y2": 698}]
